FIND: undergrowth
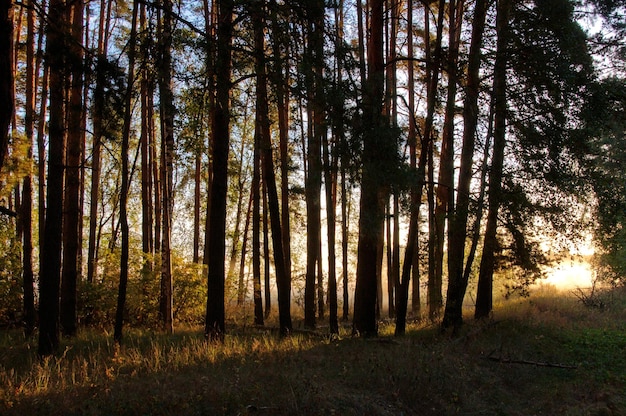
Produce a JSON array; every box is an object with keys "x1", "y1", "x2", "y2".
[{"x1": 0, "y1": 286, "x2": 624, "y2": 415}]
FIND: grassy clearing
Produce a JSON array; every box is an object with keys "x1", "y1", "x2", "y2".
[{"x1": 1, "y1": 286, "x2": 625, "y2": 415}]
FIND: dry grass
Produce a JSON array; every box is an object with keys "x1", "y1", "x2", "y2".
[{"x1": 1, "y1": 286, "x2": 625, "y2": 415}]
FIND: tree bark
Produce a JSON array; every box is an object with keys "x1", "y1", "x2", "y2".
[
  {"x1": 304, "y1": 0, "x2": 324, "y2": 329},
  {"x1": 252, "y1": 120, "x2": 263, "y2": 321},
  {"x1": 87, "y1": 0, "x2": 111, "y2": 284},
  {"x1": 432, "y1": 0, "x2": 463, "y2": 321},
  {"x1": 475, "y1": 0, "x2": 510, "y2": 320},
  {"x1": 262, "y1": 179, "x2": 271, "y2": 322},
  {"x1": 237, "y1": 193, "x2": 252, "y2": 307},
  {"x1": 205, "y1": 0, "x2": 234, "y2": 341},
  {"x1": 61, "y1": 0, "x2": 84, "y2": 337},
  {"x1": 253, "y1": 0, "x2": 292, "y2": 335},
  {"x1": 353, "y1": 0, "x2": 386, "y2": 337},
  {"x1": 269, "y1": 0, "x2": 292, "y2": 298},
  {"x1": 38, "y1": 0, "x2": 67, "y2": 356},
  {"x1": 140, "y1": 0, "x2": 154, "y2": 272},
  {"x1": 22, "y1": 0, "x2": 36, "y2": 338},
  {"x1": 114, "y1": 0, "x2": 139, "y2": 344},
  {"x1": 0, "y1": 0, "x2": 13, "y2": 173},
  {"x1": 443, "y1": 0, "x2": 489, "y2": 331},
  {"x1": 158, "y1": 0, "x2": 175, "y2": 334}
]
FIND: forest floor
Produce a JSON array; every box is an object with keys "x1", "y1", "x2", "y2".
[{"x1": 1, "y1": 284, "x2": 625, "y2": 415}]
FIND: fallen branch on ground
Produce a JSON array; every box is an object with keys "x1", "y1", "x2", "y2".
[{"x1": 483, "y1": 355, "x2": 578, "y2": 369}]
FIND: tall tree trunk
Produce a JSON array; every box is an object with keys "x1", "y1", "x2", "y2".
[
  {"x1": 0, "y1": 0, "x2": 13, "y2": 173},
  {"x1": 324, "y1": 32, "x2": 340, "y2": 334},
  {"x1": 158, "y1": 0, "x2": 175, "y2": 334},
  {"x1": 353, "y1": 0, "x2": 386, "y2": 337},
  {"x1": 140, "y1": 1, "x2": 154, "y2": 272},
  {"x1": 61, "y1": 0, "x2": 84, "y2": 337},
  {"x1": 341, "y1": 163, "x2": 350, "y2": 320},
  {"x1": 262, "y1": 179, "x2": 271, "y2": 322},
  {"x1": 87, "y1": 0, "x2": 111, "y2": 284},
  {"x1": 443, "y1": 0, "x2": 488, "y2": 331},
  {"x1": 193, "y1": 150, "x2": 202, "y2": 264},
  {"x1": 304, "y1": 0, "x2": 324, "y2": 329},
  {"x1": 270, "y1": 0, "x2": 292, "y2": 296},
  {"x1": 252, "y1": 120, "x2": 263, "y2": 321},
  {"x1": 252, "y1": 0, "x2": 291, "y2": 335},
  {"x1": 237, "y1": 193, "x2": 252, "y2": 307},
  {"x1": 114, "y1": 0, "x2": 139, "y2": 344},
  {"x1": 38, "y1": 0, "x2": 67, "y2": 356},
  {"x1": 201, "y1": 0, "x2": 216, "y2": 267},
  {"x1": 432, "y1": 0, "x2": 463, "y2": 321},
  {"x1": 22, "y1": 0, "x2": 36, "y2": 338},
  {"x1": 475, "y1": 0, "x2": 510, "y2": 320},
  {"x1": 423, "y1": 0, "x2": 446, "y2": 320},
  {"x1": 395, "y1": 1, "x2": 434, "y2": 336},
  {"x1": 227, "y1": 137, "x2": 246, "y2": 285},
  {"x1": 205, "y1": 0, "x2": 234, "y2": 341},
  {"x1": 386, "y1": 202, "x2": 394, "y2": 318}
]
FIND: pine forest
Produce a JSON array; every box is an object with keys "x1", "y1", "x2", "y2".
[{"x1": 1, "y1": 0, "x2": 626, "y2": 414}]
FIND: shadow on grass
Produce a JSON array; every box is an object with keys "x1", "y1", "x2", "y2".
[{"x1": 1, "y1": 292, "x2": 626, "y2": 416}]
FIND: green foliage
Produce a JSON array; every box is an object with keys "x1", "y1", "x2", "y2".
[
  {"x1": 583, "y1": 78, "x2": 626, "y2": 282},
  {"x1": 0, "y1": 218, "x2": 23, "y2": 328},
  {"x1": 76, "y1": 252, "x2": 207, "y2": 329}
]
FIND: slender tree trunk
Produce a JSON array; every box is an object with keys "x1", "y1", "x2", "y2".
[
  {"x1": 253, "y1": 0, "x2": 291, "y2": 335},
  {"x1": 37, "y1": 62, "x2": 48, "y2": 264},
  {"x1": 22, "y1": 0, "x2": 36, "y2": 338},
  {"x1": 201, "y1": 0, "x2": 216, "y2": 267},
  {"x1": 140, "y1": 1, "x2": 154, "y2": 272},
  {"x1": 205, "y1": 0, "x2": 234, "y2": 341},
  {"x1": 341, "y1": 163, "x2": 350, "y2": 320},
  {"x1": 87, "y1": 0, "x2": 110, "y2": 284},
  {"x1": 443, "y1": 0, "x2": 488, "y2": 331},
  {"x1": 423, "y1": 0, "x2": 446, "y2": 320},
  {"x1": 227, "y1": 138, "x2": 246, "y2": 285},
  {"x1": 270, "y1": 0, "x2": 292, "y2": 295},
  {"x1": 252, "y1": 123, "x2": 263, "y2": 321},
  {"x1": 386, "y1": 202, "x2": 394, "y2": 318},
  {"x1": 237, "y1": 193, "x2": 252, "y2": 306},
  {"x1": 464, "y1": 103, "x2": 495, "y2": 285},
  {"x1": 353, "y1": 0, "x2": 386, "y2": 337},
  {"x1": 192, "y1": 151, "x2": 202, "y2": 264},
  {"x1": 432, "y1": 0, "x2": 463, "y2": 320},
  {"x1": 262, "y1": 179, "x2": 271, "y2": 321},
  {"x1": 38, "y1": 0, "x2": 67, "y2": 356},
  {"x1": 475, "y1": 0, "x2": 510, "y2": 320},
  {"x1": 395, "y1": 1, "x2": 434, "y2": 336},
  {"x1": 61, "y1": 0, "x2": 84, "y2": 337},
  {"x1": 0, "y1": 0, "x2": 13, "y2": 173},
  {"x1": 158, "y1": 0, "x2": 175, "y2": 334},
  {"x1": 304, "y1": 0, "x2": 324, "y2": 329},
  {"x1": 323, "y1": 97, "x2": 339, "y2": 333},
  {"x1": 114, "y1": 0, "x2": 139, "y2": 344}
]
